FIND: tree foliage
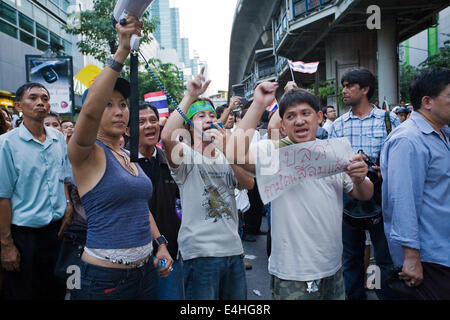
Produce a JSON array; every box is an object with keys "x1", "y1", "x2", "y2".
[
  {"x1": 399, "y1": 34, "x2": 449, "y2": 102},
  {"x1": 121, "y1": 58, "x2": 185, "y2": 104},
  {"x1": 419, "y1": 34, "x2": 450, "y2": 70},
  {"x1": 399, "y1": 64, "x2": 418, "y2": 102},
  {"x1": 63, "y1": 0, "x2": 156, "y2": 63}
]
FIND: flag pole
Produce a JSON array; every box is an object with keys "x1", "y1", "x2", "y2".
[{"x1": 289, "y1": 66, "x2": 295, "y2": 82}]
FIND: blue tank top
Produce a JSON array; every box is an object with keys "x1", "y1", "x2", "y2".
[{"x1": 81, "y1": 140, "x2": 153, "y2": 249}]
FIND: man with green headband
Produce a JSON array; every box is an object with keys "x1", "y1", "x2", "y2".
[
  {"x1": 161, "y1": 68, "x2": 255, "y2": 300},
  {"x1": 185, "y1": 100, "x2": 217, "y2": 122}
]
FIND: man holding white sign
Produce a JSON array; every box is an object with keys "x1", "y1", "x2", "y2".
[{"x1": 227, "y1": 84, "x2": 373, "y2": 300}]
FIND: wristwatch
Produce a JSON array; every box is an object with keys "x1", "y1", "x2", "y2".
[
  {"x1": 107, "y1": 56, "x2": 124, "y2": 73},
  {"x1": 154, "y1": 235, "x2": 168, "y2": 248}
]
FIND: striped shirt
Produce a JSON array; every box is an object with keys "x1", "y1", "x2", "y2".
[{"x1": 329, "y1": 106, "x2": 401, "y2": 162}]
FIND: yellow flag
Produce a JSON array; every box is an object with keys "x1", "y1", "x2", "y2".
[{"x1": 75, "y1": 65, "x2": 102, "y2": 88}]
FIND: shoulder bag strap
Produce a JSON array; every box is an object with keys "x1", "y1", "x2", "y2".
[{"x1": 384, "y1": 111, "x2": 392, "y2": 135}]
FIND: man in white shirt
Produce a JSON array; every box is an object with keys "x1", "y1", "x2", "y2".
[
  {"x1": 322, "y1": 105, "x2": 336, "y2": 134},
  {"x1": 227, "y1": 83, "x2": 373, "y2": 300}
]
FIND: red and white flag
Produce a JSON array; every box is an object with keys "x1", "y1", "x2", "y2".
[
  {"x1": 144, "y1": 91, "x2": 169, "y2": 118},
  {"x1": 266, "y1": 99, "x2": 279, "y2": 112},
  {"x1": 288, "y1": 60, "x2": 319, "y2": 74}
]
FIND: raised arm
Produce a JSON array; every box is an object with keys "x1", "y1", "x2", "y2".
[
  {"x1": 161, "y1": 67, "x2": 211, "y2": 168},
  {"x1": 226, "y1": 82, "x2": 278, "y2": 169},
  {"x1": 218, "y1": 96, "x2": 241, "y2": 125},
  {"x1": 267, "y1": 81, "x2": 297, "y2": 140},
  {"x1": 267, "y1": 109, "x2": 281, "y2": 140},
  {"x1": 231, "y1": 165, "x2": 255, "y2": 190},
  {"x1": 68, "y1": 17, "x2": 142, "y2": 166}
]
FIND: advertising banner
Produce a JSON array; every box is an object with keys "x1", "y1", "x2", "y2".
[{"x1": 25, "y1": 55, "x2": 74, "y2": 115}]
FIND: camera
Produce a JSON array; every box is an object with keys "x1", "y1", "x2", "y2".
[{"x1": 358, "y1": 150, "x2": 380, "y2": 183}]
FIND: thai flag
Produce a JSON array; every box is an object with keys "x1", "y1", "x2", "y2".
[
  {"x1": 144, "y1": 91, "x2": 169, "y2": 118},
  {"x1": 266, "y1": 99, "x2": 279, "y2": 112},
  {"x1": 288, "y1": 60, "x2": 319, "y2": 74}
]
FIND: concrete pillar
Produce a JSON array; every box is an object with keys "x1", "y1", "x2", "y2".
[
  {"x1": 377, "y1": 17, "x2": 398, "y2": 109},
  {"x1": 324, "y1": 32, "x2": 377, "y2": 115}
]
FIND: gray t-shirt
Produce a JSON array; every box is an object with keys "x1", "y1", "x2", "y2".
[{"x1": 169, "y1": 142, "x2": 243, "y2": 260}]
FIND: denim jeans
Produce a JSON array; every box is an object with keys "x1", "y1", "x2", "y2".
[
  {"x1": 183, "y1": 255, "x2": 247, "y2": 300},
  {"x1": 71, "y1": 259, "x2": 158, "y2": 300},
  {"x1": 342, "y1": 220, "x2": 395, "y2": 300},
  {"x1": 156, "y1": 258, "x2": 185, "y2": 300}
]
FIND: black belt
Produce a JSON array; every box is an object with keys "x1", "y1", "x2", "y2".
[{"x1": 343, "y1": 212, "x2": 383, "y2": 230}]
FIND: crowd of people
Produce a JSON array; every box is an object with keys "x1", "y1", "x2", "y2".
[{"x1": 0, "y1": 16, "x2": 449, "y2": 301}]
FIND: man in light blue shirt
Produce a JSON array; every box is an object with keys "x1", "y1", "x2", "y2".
[
  {"x1": 0, "y1": 83, "x2": 72, "y2": 300},
  {"x1": 381, "y1": 68, "x2": 450, "y2": 299}
]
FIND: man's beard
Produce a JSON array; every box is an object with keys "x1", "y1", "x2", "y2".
[{"x1": 345, "y1": 97, "x2": 361, "y2": 107}]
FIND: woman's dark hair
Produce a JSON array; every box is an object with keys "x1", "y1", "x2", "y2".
[
  {"x1": 15, "y1": 82, "x2": 50, "y2": 101},
  {"x1": 138, "y1": 101, "x2": 159, "y2": 121},
  {"x1": 279, "y1": 88, "x2": 320, "y2": 119},
  {"x1": 409, "y1": 68, "x2": 450, "y2": 111},
  {"x1": 215, "y1": 104, "x2": 228, "y2": 119},
  {"x1": 341, "y1": 68, "x2": 376, "y2": 100},
  {"x1": 0, "y1": 108, "x2": 8, "y2": 134},
  {"x1": 1, "y1": 107, "x2": 12, "y2": 121}
]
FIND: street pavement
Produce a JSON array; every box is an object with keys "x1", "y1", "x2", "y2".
[{"x1": 242, "y1": 215, "x2": 272, "y2": 300}]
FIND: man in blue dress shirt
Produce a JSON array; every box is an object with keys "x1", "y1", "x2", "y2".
[
  {"x1": 0, "y1": 83, "x2": 73, "y2": 299},
  {"x1": 381, "y1": 68, "x2": 450, "y2": 299}
]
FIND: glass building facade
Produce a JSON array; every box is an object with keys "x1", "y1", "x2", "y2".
[
  {"x1": 0, "y1": 0, "x2": 73, "y2": 55},
  {"x1": 150, "y1": 0, "x2": 173, "y2": 50}
]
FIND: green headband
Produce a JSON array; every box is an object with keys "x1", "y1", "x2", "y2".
[{"x1": 185, "y1": 101, "x2": 216, "y2": 123}]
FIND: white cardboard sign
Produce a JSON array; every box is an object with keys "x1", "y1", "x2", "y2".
[{"x1": 253, "y1": 138, "x2": 353, "y2": 204}]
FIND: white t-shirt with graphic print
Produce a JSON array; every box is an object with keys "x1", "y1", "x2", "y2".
[{"x1": 169, "y1": 142, "x2": 243, "y2": 260}]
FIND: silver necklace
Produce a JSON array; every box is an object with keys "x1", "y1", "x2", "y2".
[{"x1": 103, "y1": 143, "x2": 137, "y2": 176}]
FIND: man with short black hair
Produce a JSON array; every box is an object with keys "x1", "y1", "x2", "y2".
[
  {"x1": 0, "y1": 83, "x2": 72, "y2": 299},
  {"x1": 381, "y1": 68, "x2": 450, "y2": 299},
  {"x1": 227, "y1": 83, "x2": 373, "y2": 300},
  {"x1": 60, "y1": 120, "x2": 74, "y2": 143},
  {"x1": 395, "y1": 107, "x2": 410, "y2": 123},
  {"x1": 329, "y1": 68, "x2": 401, "y2": 300},
  {"x1": 217, "y1": 97, "x2": 242, "y2": 130},
  {"x1": 322, "y1": 105, "x2": 336, "y2": 134}
]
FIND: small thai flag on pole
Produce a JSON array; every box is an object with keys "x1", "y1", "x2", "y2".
[
  {"x1": 266, "y1": 99, "x2": 279, "y2": 112},
  {"x1": 144, "y1": 91, "x2": 170, "y2": 118},
  {"x1": 288, "y1": 60, "x2": 319, "y2": 74}
]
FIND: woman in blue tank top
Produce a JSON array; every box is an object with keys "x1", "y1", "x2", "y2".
[{"x1": 68, "y1": 16, "x2": 173, "y2": 300}]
